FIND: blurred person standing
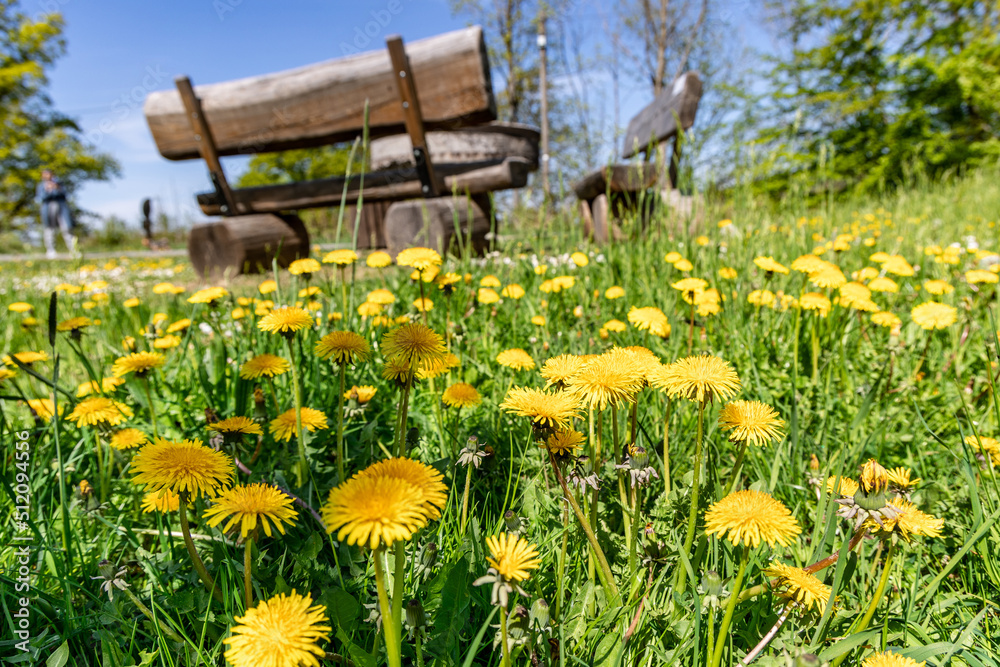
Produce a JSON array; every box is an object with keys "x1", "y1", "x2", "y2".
[{"x1": 36, "y1": 169, "x2": 78, "y2": 258}]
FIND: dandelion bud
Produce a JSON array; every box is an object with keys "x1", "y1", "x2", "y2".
[
  {"x1": 405, "y1": 599, "x2": 426, "y2": 631},
  {"x1": 703, "y1": 571, "x2": 724, "y2": 598},
  {"x1": 421, "y1": 542, "x2": 438, "y2": 570},
  {"x1": 504, "y1": 510, "x2": 523, "y2": 533},
  {"x1": 859, "y1": 458, "x2": 889, "y2": 494},
  {"x1": 809, "y1": 453, "x2": 819, "y2": 471},
  {"x1": 628, "y1": 445, "x2": 649, "y2": 470},
  {"x1": 529, "y1": 598, "x2": 550, "y2": 629}
]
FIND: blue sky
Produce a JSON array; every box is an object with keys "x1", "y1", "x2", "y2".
[{"x1": 42, "y1": 0, "x2": 770, "y2": 228}]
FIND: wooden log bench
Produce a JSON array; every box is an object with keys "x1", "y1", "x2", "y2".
[
  {"x1": 574, "y1": 72, "x2": 702, "y2": 243},
  {"x1": 143, "y1": 26, "x2": 539, "y2": 277}
]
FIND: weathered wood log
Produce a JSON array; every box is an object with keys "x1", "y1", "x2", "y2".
[
  {"x1": 572, "y1": 163, "x2": 661, "y2": 201},
  {"x1": 187, "y1": 213, "x2": 310, "y2": 278},
  {"x1": 622, "y1": 71, "x2": 702, "y2": 158},
  {"x1": 196, "y1": 157, "x2": 533, "y2": 216},
  {"x1": 384, "y1": 196, "x2": 491, "y2": 257},
  {"x1": 591, "y1": 194, "x2": 610, "y2": 244},
  {"x1": 370, "y1": 122, "x2": 539, "y2": 170},
  {"x1": 144, "y1": 27, "x2": 496, "y2": 160}
]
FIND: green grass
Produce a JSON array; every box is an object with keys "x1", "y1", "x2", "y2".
[{"x1": 1, "y1": 165, "x2": 999, "y2": 666}]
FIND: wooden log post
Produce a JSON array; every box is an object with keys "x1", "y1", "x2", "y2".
[
  {"x1": 188, "y1": 213, "x2": 310, "y2": 278},
  {"x1": 384, "y1": 195, "x2": 491, "y2": 258}
]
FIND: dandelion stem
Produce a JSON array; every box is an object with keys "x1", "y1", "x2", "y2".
[
  {"x1": 555, "y1": 499, "x2": 569, "y2": 620},
  {"x1": 143, "y1": 377, "x2": 159, "y2": 440},
  {"x1": 394, "y1": 384, "x2": 412, "y2": 457},
  {"x1": 285, "y1": 336, "x2": 309, "y2": 488},
  {"x1": 706, "y1": 606, "x2": 715, "y2": 665},
  {"x1": 628, "y1": 485, "x2": 642, "y2": 573},
  {"x1": 93, "y1": 430, "x2": 107, "y2": 503},
  {"x1": 710, "y1": 547, "x2": 749, "y2": 667},
  {"x1": 688, "y1": 300, "x2": 696, "y2": 355},
  {"x1": 178, "y1": 496, "x2": 223, "y2": 604},
  {"x1": 460, "y1": 462, "x2": 473, "y2": 537},
  {"x1": 266, "y1": 376, "x2": 280, "y2": 415},
  {"x1": 123, "y1": 588, "x2": 185, "y2": 644},
  {"x1": 662, "y1": 398, "x2": 671, "y2": 494},
  {"x1": 723, "y1": 440, "x2": 750, "y2": 497},
  {"x1": 740, "y1": 602, "x2": 793, "y2": 666},
  {"x1": 499, "y1": 605, "x2": 511, "y2": 667},
  {"x1": 374, "y1": 547, "x2": 402, "y2": 667},
  {"x1": 392, "y1": 543, "x2": 406, "y2": 652},
  {"x1": 612, "y1": 408, "x2": 632, "y2": 549},
  {"x1": 243, "y1": 536, "x2": 254, "y2": 609},
  {"x1": 336, "y1": 364, "x2": 347, "y2": 481},
  {"x1": 677, "y1": 399, "x2": 706, "y2": 592},
  {"x1": 549, "y1": 450, "x2": 620, "y2": 603},
  {"x1": 833, "y1": 541, "x2": 896, "y2": 667}
]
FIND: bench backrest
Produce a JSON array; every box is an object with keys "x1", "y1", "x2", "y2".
[
  {"x1": 144, "y1": 26, "x2": 496, "y2": 161},
  {"x1": 621, "y1": 71, "x2": 702, "y2": 159}
]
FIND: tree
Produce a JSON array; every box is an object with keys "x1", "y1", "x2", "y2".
[
  {"x1": 617, "y1": 0, "x2": 710, "y2": 96},
  {"x1": 235, "y1": 145, "x2": 359, "y2": 188},
  {"x1": 755, "y1": 0, "x2": 1000, "y2": 197},
  {"x1": 0, "y1": 1, "x2": 119, "y2": 230}
]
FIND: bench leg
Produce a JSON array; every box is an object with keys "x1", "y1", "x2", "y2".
[
  {"x1": 579, "y1": 199, "x2": 594, "y2": 240},
  {"x1": 592, "y1": 194, "x2": 610, "y2": 244}
]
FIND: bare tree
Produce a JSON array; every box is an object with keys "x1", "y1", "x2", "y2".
[{"x1": 619, "y1": 0, "x2": 710, "y2": 95}]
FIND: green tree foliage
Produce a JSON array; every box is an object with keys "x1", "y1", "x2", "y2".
[
  {"x1": 235, "y1": 145, "x2": 360, "y2": 188},
  {"x1": 757, "y1": 0, "x2": 1000, "y2": 197},
  {"x1": 0, "y1": 1, "x2": 119, "y2": 229}
]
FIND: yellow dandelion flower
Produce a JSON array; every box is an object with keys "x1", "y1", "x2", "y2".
[
  {"x1": 357, "y1": 301, "x2": 383, "y2": 317},
  {"x1": 922, "y1": 279, "x2": 953, "y2": 296},
  {"x1": 763, "y1": 562, "x2": 831, "y2": 612},
  {"x1": 754, "y1": 256, "x2": 789, "y2": 275},
  {"x1": 967, "y1": 269, "x2": 999, "y2": 285},
  {"x1": 628, "y1": 306, "x2": 670, "y2": 337},
  {"x1": 886, "y1": 467, "x2": 921, "y2": 490},
  {"x1": 479, "y1": 274, "x2": 501, "y2": 288},
  {"x1": 382, "y1": 356, "x2": 415, "y2": 385},
  {"x1": 860, "y1": 651, "x2": 925, "y2": 667},
  {"x1": 486, "y1": 533, "x2": 541, "y2": 582},
  {"x1": 604, "y1": 319, "x2": 626, "y2": 332},
  {"x1": 719, "y1": 267, "x2": 738, "y2": 279},
  {"x1": 396, "y1": 247, "x2": 442, "y2": 272},
  {"x1": 565, "y1": 349, "x2": 646, "y2": 410},
  {"x1": 314, "y1": 331, "x2": 371, "y2": 365},
  {"x1": 500, "y1": 387, "x2": 581, "y2": 429},
  {"x1": 791, "y1": 254, "x2": 826, "y2": 274},
  {"x1": 223, "y1": 591, "x2": 331, "y2": 667},
  {"x1": 109, "y1": 428, "x2": 148, "y2": 450},
  {"x1": 112, "y1": 351, "x2": 165, "y2": 378},
  {"x1": 203, "y1": 483, "x2": 298, "y2": 538},
  {"x1": 911, "y1": 302, "x2": 957, "y2": 330},
  {"x1": 154, "y1": 335, "x2": 181, "y2": 350},
  {"x1": 810, "y1": 265, "x2": 846, "y2": 289},
  {"x1": 477, "y1": 288, "x2": 500, "y2": 305},
  {"x1": 416, "y1": 352, "x2": 460, "y2": 380},
  {"x1": 382, "y1": 323, "x2": 446, "y2": 367},
  {"x1": 540, "y1": 354, "x2": 585, "y2": 389},
  {"x1": 322, "y1": 249, "x2": 358, "y2": 266},
  {"x1": 718, "y1": 400, "x2": 783, "y2": 446},
  {"x1": 413, "y1": 297, "x2": 434, "y2": 312},
  {"x1": 672, "y1": 277, "x2": 708, "y2": 303},
  {"x1": 68, "y1": 397, "x2": 133, "y2": 427},
  {"x1": 76, "y1": 377, "x2": 125, "y2": 397},
  {"x1": 270, "y1": 408, "x2": 328, "y2": 442},
  {"x1": 871, "y1": 311, "x2": 901, "y2": 329},
  {"x1": 531, "y1": 315, "x2": 546, "y2": 326},
  {"x1": 339, "y1": 385, "x2": 375, "y2": 404},
  {"x1": 827, "y1": 476, "x2": 860, "y2": 497},
  {"x1": 664, "y1": 251, "x2": 683, "y2": 264},
  {"x1": 868, "y1": 277, "x2": 898, "y2": 293},
  {"x1": 965, "y1": 435, "x2": 1000, "y2": 465},
  {"x1": 868, "y1": 498, "x2": 944, "y2": 542},
  {"x1": 240, "y1": 354, "x2": 291, "y2": 380},
  {"x1": 859, "y1": 459, "x2": 890, "y2": 494},
  {"x1": 367, "y1": 288, "x2": 396, "y2": 305},
  {"x1": 704, "y1": 489, "x2": 801, "y2": 548},
  {"x1": 674, "y1": 258, "x2": 693, "y2": 271},
  {"x1": 799, "y1": 293, "x2": 831, "y2": 317},
  {"x1": 26, "y1": 398, "x2": 61, "y2": 421},
  {"x1": 442, "y1": 382, "x2": 481, "y2": 408},
  {"x1": 605, "y1": 286, "x2": 626, "y2": 299},
  {"x1": 356, "y1": 457, "x2": 448, "y2": 520},
  {"x1": 542, "y1": 429, "x2": 584, "y2": 456},
  {"x1": 570, "y1": 251, "x2": 589, "y2": 267},
  {"x1": 882, "y1": 255, "x2": 914, "y2": 277},
  {"x1": 748, "y1": 289, "x2": 776, "y2": 307},
  {"x1": 258, "y1": 279, "x2": 278, "y2": 295},
  {"x1": 141, "y1": 489, "x2": 180, "y2": 513},
  {"x1": 188, "y1": 286, "x2": 229, "y2": 305},
  {"x1": 497, "y1": 348, "x2": 536, "y2": 371},
  {"x1": 8, "y1": 302, "x2": 33, "y2": 313},
  {"x1": 651, "y1": 354, "x2": 740, "y2": 403},
  {"x1": 131, "y1": 438, "x2": 234, "y2": 499},
  {"x1": 259, "y1": 306, "x2": 313, "y2": 336},
  {"x1": 56, "y1": 316, "x2": 93, "y2": 333},
  {"x1": 321, "y1": 475, "x2": 429, "y2": 549},
  {"x1": 288, "y1": 258, "x2": 322, "y2": 276},
  {"x1": 366, "y1": 251, "x2": 392, "y2": 268},
  {"x1": 5, "y1": 350, "x2": 49, "y2": 366},
  {"x1": 208, "y1": 416, "x2": 263, "y2": 437},
  {"x1": 501, "y1": 284, "x2": 525, "y2": 299}
]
